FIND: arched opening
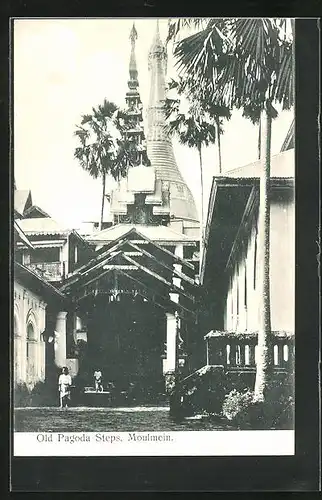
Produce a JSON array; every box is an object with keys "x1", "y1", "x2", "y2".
[
  {"x1": 14, "y1": 315, "x2": 19, "y2": 337},
  {"x1": 14, "y1": 314, "x2": 20, "y2": 383},
  {"x1": 26, "y1": 320, "x2": 37, "y2": 382}
]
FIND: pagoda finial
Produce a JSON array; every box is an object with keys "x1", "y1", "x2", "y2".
[
  {"x1": 129, "y1": 22, "x2": 138, "y2": 78},
  {"x1": 130, "y1": 22, "x2": 138, "y2": 44}
]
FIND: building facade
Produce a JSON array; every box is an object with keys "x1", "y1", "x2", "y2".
[{"x1": 202, "y1": 147, "x2": 295, "y2": 336}]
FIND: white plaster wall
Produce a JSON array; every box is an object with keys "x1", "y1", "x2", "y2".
[
  {"x1": 269, "y1": 190, "x2": 295, "y2": 332},
  {"x1": 224, "y1": 189, "x2": 295, "y2": 334},
  {"x1": 14, "y1": 280, "x2": 47, "y2": 388}
]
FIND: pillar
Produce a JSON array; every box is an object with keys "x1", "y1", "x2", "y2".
[
  {"x1": 164, "y1": 312, "x2": 177, "y2": 373},
  {"x1": 38, "y1": 301, "x2": 47, "y2": 382},
  {"x1": 54, "y1": 311, "x2": 67, "y2": 368},
  {"x1": 164, "y1": 312, "x2": 177, "y2": 395},
  {"x1": 173, "y1": 244, "x2": 183, "y2": 290}
]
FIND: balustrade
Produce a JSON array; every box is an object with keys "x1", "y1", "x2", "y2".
[
  {"x1": 28, "y1": 261, "x2": 64, "y2": 281},
  {"x1": 205, "y1": 331, "x2": 294, "y2": 371}
]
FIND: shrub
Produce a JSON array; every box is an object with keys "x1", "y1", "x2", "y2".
[
  {"x1": 222, "y1": 389, "x2": 254, "y2": 423},
  {"x1": 222, "y1": 387, "x2": 294, "y2": 430}
]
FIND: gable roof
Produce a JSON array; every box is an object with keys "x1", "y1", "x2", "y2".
[
  {"x1": 23, "y1": 205, "x2": 51, "y2": 219},
  {"x1": 14, "y1": 262, "x2": 67, "y2": 303},
  {"x1": 14, "y1": 190, "x2": 33, "y2": 216},
  {"x1": 87, "y1": 223, "x2": 197, "y2": 246},
  {"x1": 60, "y1": 227, "x2": 198, "y2": 318},
  {"x1": 14, "y1": 220, "x2": 34, "y2": 249},
  {"x1": 17, "y1": 217, "x2": 70, "y2": 236}
]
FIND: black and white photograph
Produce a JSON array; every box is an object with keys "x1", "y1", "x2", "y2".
[{"x1": 12, "y1": 17, "x2": 295, "y2": 457}]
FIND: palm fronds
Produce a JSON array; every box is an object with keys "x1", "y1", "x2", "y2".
[{"x1": 169, "y1": 18, "x2": 294, "y2": 115}]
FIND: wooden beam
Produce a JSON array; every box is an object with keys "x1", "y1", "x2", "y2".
[
  {"x1": 129, "y1": 231, "x2": 195, "y2": 270},
  {"x1": 82, "y1": 250, "x2": 123, "y2": 276},
  {"x1": 119, "y1": 271, "x2": 195, "y2": 317},
  {"x1": 75, "y1": 267, "x2": 115, "y2": 292},
  {"x1": 122, "y1": 254, "x2": 195, "y2": 302},
  {"x1": 128, "y1": 241, "x2": 196, "y2": 286},
  {"x1": 103, "y1": 265, "x2": 137, "y2": 270},
  {"x1": 66, "y1": 238, "x2": 127, "y2": 277},
  {"x1": 63, "y1": 253, "x2": 119, "y2": 291}
]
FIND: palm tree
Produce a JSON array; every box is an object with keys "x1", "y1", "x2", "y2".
[
  {"x1": 168, "y1": 18, "x2": 294, "y2": 401},
  {"x1": 166, "y1": 76, "x2": 231, "y2": 173},
  {"x1": 163, "y1": 95, "x2": 217, "y2": 261},
  {"x1": 74, "y1": 100, "x2": 131, "y2": 231}
]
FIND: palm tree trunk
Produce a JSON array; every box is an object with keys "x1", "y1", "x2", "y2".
[
  {"x1": 291, "y1": 19, "x2": 295, "y2": 103},
  {"x1": 257, "y1": 119, "x2": 261, "y2": 160},
  {"x1": 99, "y1": 172, "x2": 106, "y2": 232},
  {"x1": 215, "y1": 117, "x2": 222, "y2": 173},
  {"x1": 254, "y1": 106, "x2": 272, "y2": 402},
  {"x1": 198, "y1": 145, "x2": 204, "y2": 266}
]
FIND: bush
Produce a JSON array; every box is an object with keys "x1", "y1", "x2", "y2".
[
  {"x1": 222, "y1": 389, "x2": 254, "y2": 424},
  {"x1": 222, "y1": 387, "x2": 294, "y2": 430},
  {"x1": 14, "y1": 381, "x2": 58, "y2": 407}
]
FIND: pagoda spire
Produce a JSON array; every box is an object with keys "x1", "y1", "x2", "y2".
[
  {"x1": 123, "y1": 23, "x2": 149, "y2": 169},
  {"x1": 146, "y1": 19, "x2": 199, "y2": 225},
  {"x1": 129, "y1": 22, "x2": 138, "y2": 81}
]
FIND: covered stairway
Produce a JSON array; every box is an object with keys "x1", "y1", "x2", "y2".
[{"x1": 59, "y1": 227, "x2": 200, "y2": 405}]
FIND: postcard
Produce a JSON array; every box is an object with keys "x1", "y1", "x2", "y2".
[{"x1": 13, "y1": 17, "x2": 295, "y2": 458}]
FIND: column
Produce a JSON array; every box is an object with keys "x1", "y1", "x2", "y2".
[
  {"x1": 239, "y1": 260, "x2": 247, "y2": 332},
  {"x1": 67, "y1": 312, "x2": 80, "y2": 377},
  {"x1": 54, "y1": 311, "x2": 68, "y2": 368},
  {"x1": 164, "y1": 312, "x2": 177, "y2": 373},
  {"x1": 38, "y1": 301, "x2": 47, "y2": 381}
]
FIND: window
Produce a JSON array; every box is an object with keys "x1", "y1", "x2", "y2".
[
  {"x1": 30, "y1": 247, "x2": 60, "y2": 264},
  {"x1": 26, "y1": 322, "x2": 35, "y2": 359},
  {"x1": 27, "y1": 322, "x2": 35, "y2": 341},
  {"x1": 74, "y1": 246, "x2": 78, "y2": 264}
]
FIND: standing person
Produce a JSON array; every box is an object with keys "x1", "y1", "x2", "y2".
[
  {"x1": 58, "y1": 367, "x2": 72, "y2": 408},
  {"x1": 94, "y1": 369, "x2": 103, "y2": 392}
]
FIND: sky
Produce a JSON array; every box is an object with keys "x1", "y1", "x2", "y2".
[{"x1": 14, "y1": 18, "x2": 294, "y2": 230}]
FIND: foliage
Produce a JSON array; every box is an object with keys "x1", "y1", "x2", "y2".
[
  {"x1": 222, "y1": 383, "x2": 294, "y2": 429},
  {"x1": 169, "y1": 18, "x2": 294, "y2": 118},
  {"x1": 74, "y1": 99, "x2": 139, "y2": 229},
  {"x1": 74, "y1": 99, "x2": 132, "y2": 182},
  {"x1": 222, "y1": 388, "x2": 254, "y2": 421},
  {"x1": 164, "y1": 88, "x2": 218, "y2": 152}
]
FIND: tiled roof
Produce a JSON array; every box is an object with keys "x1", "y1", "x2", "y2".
[
  {"x1": 86, "y1": 224, "x2": 197, "y2": 244},
  {"x1": 224, "y1": 148, "x2": 294, "y2": 179}
]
